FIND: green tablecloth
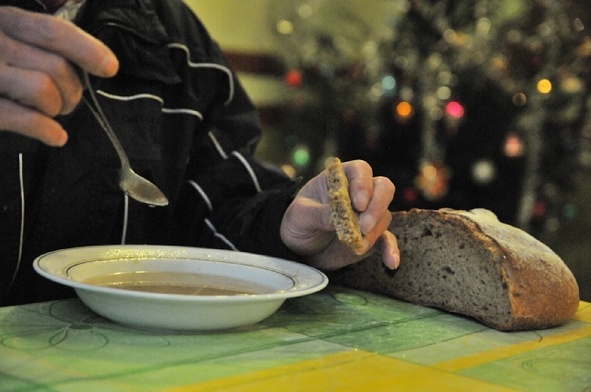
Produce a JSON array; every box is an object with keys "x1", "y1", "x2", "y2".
[{"x1": 1, "y1": 285, "x2": 590, "y2": 391}]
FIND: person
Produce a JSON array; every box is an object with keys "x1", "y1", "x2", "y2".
[{"x1": 0, "y1": 0, "x2": 399, "y2": 306}]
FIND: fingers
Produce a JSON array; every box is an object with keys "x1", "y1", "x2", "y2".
[
  {"x1": 358, "y1": 176, "x2": 395, "y2": 234},
  {"x1": 341, "y1": 160, "x2": 397, "y2": 267},
  {"x1": 0, "y1": 63, "x2": 66, "y2": 117},
  {"x1": 354, "y1": 203, "x2": 391, "y2": 254},
  {"x1": 379, "y1": 231, "x2": 400, "y2": 270},
  {"x1": 0, "y1": 7, "x2": 119, "y2": 145},
  {"x1": 341, "y1": 160, "x2": 395, "y2": 234},
  {"x1": 0, "y1": 7, "x2": 119, "y2": 77},
  {"x1": 0, "y1": 98, "x2": 68, "y2": 146},
  {"x1": 342, "y1": 159, "x2": 373, "y2": 211},
  {"x1": 0, "y1": 38, "x2": 83, "y2": 115}
]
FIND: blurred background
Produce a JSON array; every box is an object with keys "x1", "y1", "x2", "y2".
[{"x1": 187, "y1": 0, "x2": 591, "y2": 301}]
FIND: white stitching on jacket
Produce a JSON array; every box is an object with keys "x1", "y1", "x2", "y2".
[
  {"x1": 207, "y1": 131, "x2": 228, "y2": 159},
  {"x1": 205, "y1": 218, "x2": 237, "y2": 250},
  {"x1": 8, "y1": 153, "x2": 25, "y2": 291},
  {"x1": 162, "y1": 107, "x2": 204, "y2": 120},
  {"x1": 96, "y1": 91, "x2": 205, "y2": 121},
  {"x1": 121, "y1": 194, "x2": 129, "y2": 244},
  {"x1": 167, "y1": 42, "x2": 235, "y2": 106},
  {"x1": 188, "y1": 181, "x2": 238, "y2": 250},
  {"x1": 97, "y1": 91, "x2": 164, "y2": 103},
  {"x1": 188, "y1": 180, "x2": 213, "y2": 211},
  {"x1": 231, "y1": 151, "x2": 262, "y2": 193}
]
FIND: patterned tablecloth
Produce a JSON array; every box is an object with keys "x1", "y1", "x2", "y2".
[{"x1": 1, "y1": 285, "x2": 590, "y2": 391}]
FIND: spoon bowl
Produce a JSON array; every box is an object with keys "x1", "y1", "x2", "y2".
[
  {"x1": 81, "y1": 71, "x2": 169, "y2": 207},
  {"x1": 119, "y1": 165, "x2": 169, "y2": 207}
]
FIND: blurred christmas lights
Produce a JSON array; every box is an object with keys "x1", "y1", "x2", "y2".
[
  {"x1": 395, "y1": 101, "x2": 414, "y2": 121},
  {"x1": 504, "y1": 133, "x2": 525, "y2": 158},
  {"x1": 445, "y1": 101, "x2": 465, "y2": 119},
  {"x1": 273, "y1": 0, "x2": 591, "y2": 235},
  {"x1": 537, "y1": 79, "x2": 552, "y2": 94},
  {"x1": 285, "y1": 69, "x2": 303, "y2": 87}
]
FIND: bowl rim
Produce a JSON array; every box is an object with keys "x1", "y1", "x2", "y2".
[{"x1": 33, "y1": 245, "x2": 329, "y2": 303}]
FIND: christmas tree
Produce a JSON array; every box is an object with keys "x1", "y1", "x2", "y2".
[{"x1": 272, "y1": 0, "x2": 591, "y2": 238}]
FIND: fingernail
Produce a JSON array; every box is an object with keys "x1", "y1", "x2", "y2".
[
  {"x1": 385, "y1": 251, "x2": 399, "y2": 270},
  {"x1": 392, "y1": 252, "x2": 400, "y2": 269},
  {"x1": 359, "y1": 214, "x2": 376, "y2": 235},
  {"x1": 353, "y1": 190, "x2": 369, "y2": 211}
]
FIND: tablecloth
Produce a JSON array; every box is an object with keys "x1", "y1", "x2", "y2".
[{"x1": 1, "y1": 285, "x2": 590, "y2": 391}]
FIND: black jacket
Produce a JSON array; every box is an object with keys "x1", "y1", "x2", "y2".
[{"x1": 0, "y1": 0, "x2": 300, "y2": 305}]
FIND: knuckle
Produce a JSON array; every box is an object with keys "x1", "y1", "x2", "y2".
[
  {"x1": 46, "y1": 56, "x2": 83, "y2": 112},
  {"x1": 47, "y1": 54, "x2": 71, "y2": 77},
  {"x1": 25, "y1": 111, "x2": 49, "y2": 133},
  {"x1": 383, "y1": 211, "x2": 393, "y2": 225},
  {"x1": 376, "y1": 176, "x2": 395, "y2": 192},
  {"x1": 35, "y1": 75, "x2": 62, "y2": 116},
  {"x1": 352, "y1": 159, "x2": 372, "y2": 172},
  {"x1": 0, "y1": 31, "x2": 18, "y2": 61}
]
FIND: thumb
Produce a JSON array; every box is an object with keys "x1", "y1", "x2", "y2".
[
  {"x1": 283, "y1": 197, "x2": 334, "y2": 237},
  {"x1": 294, "y1": 197, "x2": 334, "y2": 232},
  {"x1": 316, "y1": 203, "x2": 334, "y2": 232}
]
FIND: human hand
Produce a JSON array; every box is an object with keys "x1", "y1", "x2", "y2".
[
  {"x1": 0, "y1": 6, "x2": 119, "y2": 146},
  {"x1": 280, "y1": 159, "x2": 400, "y2": 271}
]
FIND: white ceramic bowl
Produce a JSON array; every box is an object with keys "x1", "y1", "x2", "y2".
[{"x1": 34, "y1": 245, "x2": 328, "y2": 332}]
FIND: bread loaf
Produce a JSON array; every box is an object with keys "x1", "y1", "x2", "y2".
[
  {"x1": 330, "y1": 208, "x2": 580, "y2": 331},
  {"x1": 326, "y1": 157, "x2": 364, "y2": 251}
]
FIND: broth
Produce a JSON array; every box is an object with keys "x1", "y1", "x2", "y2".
[{"x1": 83, "y1": 271, "x2": 277, "y2": 296}]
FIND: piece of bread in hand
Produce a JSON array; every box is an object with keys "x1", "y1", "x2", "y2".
[
  {"x1": 326, "y1": 157, "x2": 364, "y2": 251},
  {"x1": 330, "y1": 208, "x2": 580, "y2": 331}
]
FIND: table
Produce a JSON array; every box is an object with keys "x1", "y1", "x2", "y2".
[{"x1": 1, "y1": 285, "x2": 590, "y2": 391}]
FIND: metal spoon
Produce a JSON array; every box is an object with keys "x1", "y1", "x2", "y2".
[{"x1": 81, "y1": 71, "x2": 169, "y2": 207}]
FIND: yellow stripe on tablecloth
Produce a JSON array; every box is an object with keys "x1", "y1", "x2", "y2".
[
  {"x1": 574, "y1": 301, "x2": 591, "y2": 323},
  {"x1": 165, "y1": 350, "x2": 517, "y2": 392},
  {"x1": 434, "y1": 321, "x2": 591, "y2": 373},
  {"x1": 166, "y1": 303, "x2": 590, "y2": 392}
]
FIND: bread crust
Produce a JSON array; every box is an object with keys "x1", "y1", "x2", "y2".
[
  {"x1": 450, "y1": 209, "x2": 580, "y2": 330},
  {"x1": 330, "y1": 208, "x2": 580, "y2": 331},
  {"x1": 326, "y1": 157, "x2": 364, "y2": 251}
]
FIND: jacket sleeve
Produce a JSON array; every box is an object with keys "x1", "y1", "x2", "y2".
[{"x1": 165, "y1": 1, "x2": 304, "y2": 261}]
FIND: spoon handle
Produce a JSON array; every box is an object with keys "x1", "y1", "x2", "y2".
[{"x1": 81, "y1": 71, "x2": 131, "y2": 168}]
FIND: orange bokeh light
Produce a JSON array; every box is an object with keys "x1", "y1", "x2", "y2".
[{"x1": 396, "y1": 101, "x2": 414, "y2": 119}]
